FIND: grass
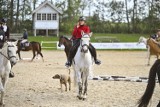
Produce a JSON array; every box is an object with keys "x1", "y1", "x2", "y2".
[{"x1": 27, "y1": 33, "x2": 148, "y2": 50}]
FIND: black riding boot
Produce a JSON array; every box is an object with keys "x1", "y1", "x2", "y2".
[
  {"x1": 65, "y1": 46, "x2": 77, "y2": 67},
  {"x1": 89, "y1": 44, "x2": 101, "y2": 65},
  {"x1": 65, "y1": 40, "x2": 80, "y2": 67}
]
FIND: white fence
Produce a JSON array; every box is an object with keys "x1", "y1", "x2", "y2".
[
  {"x1": 57, "y1": 42, "x2": 146, "y2": 50},
  {"x1": 41, "y1": 41, "x2": 146, "y2": 50},
  {"x1": 41, "y1": 41, "x2": 57, "y2": 49}
]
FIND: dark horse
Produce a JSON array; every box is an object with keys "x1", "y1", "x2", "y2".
[
  {"x1": 138, "y1": 59, "x2": 160, "y2": 107},
  {"x1": 17, "y1": 40, "x2": 44, "y2": 61},
  {"x1": 58, "y1": 36, "x2": 72, "y2": 60}
]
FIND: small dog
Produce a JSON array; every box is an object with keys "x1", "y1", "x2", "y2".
[{"x1": 52, "y1": 74, "x2": 71, "y2": 92}]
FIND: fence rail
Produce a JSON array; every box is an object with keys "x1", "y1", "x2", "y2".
[
  {"x1": 10, "y1": 33, "x2": 22, "y2": 39},
  {"x1": 41, "y1": 41, "x2": 57, "y2": 49}
]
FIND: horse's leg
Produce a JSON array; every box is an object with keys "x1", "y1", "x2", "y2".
[
  {"x1": 0, "y1": 78, "x2": 4, "y2": 105},
  {"x1": 31, "y1": 50, "x2": 36, "y2": 61},
  {"x1": 17, "y1": 50, "x2": 22, "y2": 60},
  {"x1": 76, "y1": 71, "x2": 82, "y2": 100},
  {"x1": 38, "y1": 52, "x2": 44, "y2": 62},
  {"x1": 147, "y1": 54, "x2": 151, "y2": 66},
  {"x1": 82, "y1": 70, "x2": 89, "y2": 100}
]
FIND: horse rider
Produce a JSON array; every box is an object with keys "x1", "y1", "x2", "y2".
[
  {"x1": 1, "y1": 18, "x2": 10, "y2": 40},
  {"x1": 0, "y1": 21, "x2": 6, "y2": 48},
  {"x1": 65, "y1": 16, "x2": 101, "y2": 67},
  {"x1": 150, "y1": 29, "x2": 160, "y2": 46},
  {"x1": 21, "y1": 29, "x2": 28, "y2": 49}
]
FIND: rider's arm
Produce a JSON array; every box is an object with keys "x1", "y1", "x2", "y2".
[{"x1": 84, "y1": 26, "x2": 90, "y2": 34}]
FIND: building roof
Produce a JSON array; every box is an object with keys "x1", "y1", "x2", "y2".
[{"x1": 32, "y1": 0, "x2": 63, "y2": 15}]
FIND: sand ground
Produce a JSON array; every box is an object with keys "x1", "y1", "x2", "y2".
[{"x1": 3, "y1": 50, "x2": 160, "y2": 107}]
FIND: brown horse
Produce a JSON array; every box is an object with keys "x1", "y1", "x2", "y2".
[
  {"x1": 58, "y1": 36, "x2": 72, "y2": 60},
  {"x1": 17, "y1": 40, "x2": 44, "y2": 61},
  {"x1": 147, "y1": 38, "x2": 160, "y2": 65}
]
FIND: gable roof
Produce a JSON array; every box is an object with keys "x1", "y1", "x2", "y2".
[{"x1": 32, "y1": 0, "x2": 63, "y2": 14}]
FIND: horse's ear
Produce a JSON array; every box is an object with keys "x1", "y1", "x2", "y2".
[
  {"x1": 89, "y1": 32, "x2": 92, "y2": 37},
  {"x1": 81, "y1": 31, "x2": 84, "y2": 36},
  {"x1": 14, "y1": 40, "x2": 18, "y2": 45}
]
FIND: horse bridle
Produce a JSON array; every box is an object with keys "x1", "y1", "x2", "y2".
[
  {"x1": 80, "y1": 37, "x2": 90, "y2": 53},
  {"x1": 0, "y1": 45, "x2": 17, "y2": 60}
]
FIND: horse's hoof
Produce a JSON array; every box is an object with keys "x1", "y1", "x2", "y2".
[
  {"x1": 9, "y1": 72, "x2": 15, "y2": 78},
  {"x1": 77, "y1": 95, "x2": 82, "y2": 100},
  {"x1": 82, "y1": 98, "x2": 86, "y2": 101},
  {"x1": 0, "y1": 102, "x2": 5, "y2": 107}
]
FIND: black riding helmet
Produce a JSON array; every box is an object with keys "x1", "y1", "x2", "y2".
[
  {"x1": 1, "y1": 18, "x2": 6, "y2": 23},
  {"x1": 79, "y1": 16, "x2": 86, "y2": 21}
]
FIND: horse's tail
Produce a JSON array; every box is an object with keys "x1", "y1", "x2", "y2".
[{"x1": 138, "y1": 59, "x2": 160, "y2": 107}]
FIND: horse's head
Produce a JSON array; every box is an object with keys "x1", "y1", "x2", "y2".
[
  {"x1": 6, "y1": 41, "x2": 18, "y2": 65},
  {"x1": 58, "y1": 36, "x2": 71, "y2": 47},
  {"x1": 138, "y1": 36, "x2": 147, "y2": 45},
  {"x1": 80, "y1": 31, "x2": 92, "y2": 53},
  {"x1": 58, "y1": 36, "x2": 64, "y2": 47}
]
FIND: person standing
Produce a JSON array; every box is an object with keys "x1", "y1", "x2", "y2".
[{"x1": 1, "y1": 18, "x2": 10, "y2": 40}]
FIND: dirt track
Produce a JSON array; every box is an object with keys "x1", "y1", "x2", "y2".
[{"x1": 4, "y1": 50, "x2": 160, "y2": 107}]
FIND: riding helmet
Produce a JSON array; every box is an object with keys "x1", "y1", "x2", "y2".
[
  {"x1": 1, "y1": 18, "x2": 6, "y2": 23},
  {"x1": 79, "y1": 16, "x2": 86, "y2": 21}
]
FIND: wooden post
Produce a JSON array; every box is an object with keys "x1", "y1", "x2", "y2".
[{"x1": 46, "y1": 29, "x2": 48, "y2": 36}]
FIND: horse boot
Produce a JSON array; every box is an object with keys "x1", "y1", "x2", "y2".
[{"x1": 89, "y1": 44, "x2": 101, "y2": 65}]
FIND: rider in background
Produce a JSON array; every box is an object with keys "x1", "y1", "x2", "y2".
[
  {"x1": 0, "y1": 20, "x2": 5, "y2": 48},
  {"x1": 150, "y1": 29, "x2": 160, "y2": 45},
  {"x1": 1, "y1": 18, "x2": 10, "y2": 39},
  {"x1": 21, "y1": 29, "x2": 28, "y2": 49},
  {"x1": 65, "y1": 16, "x2": 101, "y2": 67}
]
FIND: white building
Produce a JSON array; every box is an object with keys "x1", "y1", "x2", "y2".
[{"x1": 32, "y1": 0, "x2": 62, "y2": 36}]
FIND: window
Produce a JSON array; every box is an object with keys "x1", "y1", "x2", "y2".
[
  {"x1": 52, "y1": 13, "x2": 57, "y2": 20},
  {"x1": 37, "y1": 13, "x2": 41, "y2": 20},
  {"x1": 47, "y1": 14, "x2": 51, "y2": 20},
  {"x1": 42, "y1": 13, "x2": 46, "y2": 20}
]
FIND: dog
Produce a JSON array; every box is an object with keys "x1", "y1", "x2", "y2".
[{"x1": 52, "y1": 74, "x2": 71, "y2": 92}]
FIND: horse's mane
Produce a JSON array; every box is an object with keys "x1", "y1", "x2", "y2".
[{"x1": 60, "y1": 36, "x2": 70, "y2": 41}]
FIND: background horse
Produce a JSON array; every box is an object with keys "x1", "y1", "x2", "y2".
[
  {"x1": 138, "y1": 37, "x2": 160, "y2": 65},
  {"x1": 0, "y1": 41, "x2": 17, "y2": 105},
  {"x1": 17, "y1": 40, "x2": 43, "y2": 61},
  {"x1": 138, "y1": 59, "x2": 160, "y2": 107},
  {"x1": 73, "y1": 32, "x2": 93, "y2": 100},
  {"x1": 58, "y1": 36, "x2": 72, "y2": 60},
  {"x1": 146, "y1": 38, "x2": 160, "y2": 65}
]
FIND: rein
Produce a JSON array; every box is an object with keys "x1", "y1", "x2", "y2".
[{"x1": 80, "y1": 38, "x2": 89, "y2": 53}]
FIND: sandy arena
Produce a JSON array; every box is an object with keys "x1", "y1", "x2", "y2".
[{"x1": 3, "y1": 50, "x2": 160, "y2": 107}]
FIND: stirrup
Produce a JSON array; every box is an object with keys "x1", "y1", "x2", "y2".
[{"x1": 95, "y1": 59, "x2": 101, "y2": 65}]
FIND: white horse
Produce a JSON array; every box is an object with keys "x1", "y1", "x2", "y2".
[
  {"x1": 0, "y1": 41, "x2": 17, "y2": 105},
  {"x1": 137, "y1": 36, "x2": 151, "y2": 65},
  {"x1": 73, "y1": 32, "x2": 93, "y2": 100}
]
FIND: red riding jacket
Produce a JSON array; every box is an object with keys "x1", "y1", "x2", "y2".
[{"x1": 71, "y1": 25, "x2": 90, "y2": 40}]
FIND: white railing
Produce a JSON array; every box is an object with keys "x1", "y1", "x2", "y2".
[
  {"x1": 41, "y1": 41, "x2": 57, "y2": 49},
  {"x1": 41, "y1": 41, "x2": 146, "y2": 50}
]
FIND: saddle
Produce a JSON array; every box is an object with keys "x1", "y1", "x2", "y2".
[{"x1": 21, "y1": 41, "x2": 30, "y2": 49}]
